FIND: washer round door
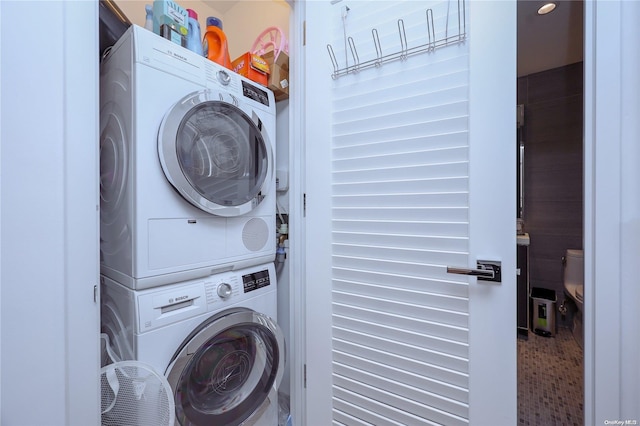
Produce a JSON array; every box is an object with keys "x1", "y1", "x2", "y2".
[
  {"x1": 158, "y1": 90, "x2": 274, "y2": 217},
  {"x1": 166, "y1": 308, "x2": 284, "y2": 426}
]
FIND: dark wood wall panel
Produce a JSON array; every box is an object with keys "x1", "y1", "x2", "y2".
[
  {"x1": 526, "y1": 64, "x2": 583, "y2": 103},
  {"x1": 519, "y1": 62, "x2": 583, "y2": 308}
]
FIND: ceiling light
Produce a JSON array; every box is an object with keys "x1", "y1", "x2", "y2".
[{"x1": 537, "y1": 3, "x2": 557, "y2": 15}]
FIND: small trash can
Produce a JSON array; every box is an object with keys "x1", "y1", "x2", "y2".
[{"x1": 530, "y1": 287, "x2": 557, "y2": 337}]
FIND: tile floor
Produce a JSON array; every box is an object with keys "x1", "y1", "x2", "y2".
[{"x1": 518, "y1": 326, "x2": 584, "y2": 425}]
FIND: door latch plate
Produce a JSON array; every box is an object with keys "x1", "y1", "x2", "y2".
[{"x1": 477, "y1": 260, "x2": 502, "y2": 282}]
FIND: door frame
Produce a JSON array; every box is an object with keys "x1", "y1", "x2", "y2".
[
  {"x1": 287, "y1": 1, "x2": 308, "y2": 424},
  {"x1": 468, "y1": 1, "x2": 517, "y2": 423},
  {"x1": 584, "y1": 0, "x2": 640, "y2": 423}
]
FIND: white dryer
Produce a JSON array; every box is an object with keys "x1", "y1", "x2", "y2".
[
  {"x1": 101, "y1": 263, "x2": 284, "y2": 426},
  {"x1": 100, "y1": 25, "x2": 276, "y2": 290}
]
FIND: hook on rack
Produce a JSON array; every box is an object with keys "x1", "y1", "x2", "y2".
[
  {"x1": 397, "y1": 19, "x2": 408, "y2": 60},
  {"x1": 327, "y1": 44, "x2": 339, "y2": 78},
  {"x1": 348, "y1": 37, "x2": 360, "y2": 72},
  {"x1": 372, "y1": 28, "x2": 382, "y2": 66},
  {"x1": 426, "y1": 9, "x2": 435, "y2": 51},
  {"x1": 457, "y1": 0, "x2": 466, "y2": 42}
]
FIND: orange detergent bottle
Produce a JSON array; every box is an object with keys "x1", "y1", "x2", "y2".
[{"x1": 202, "y1": 17, "x2": 231, "y2": 69}]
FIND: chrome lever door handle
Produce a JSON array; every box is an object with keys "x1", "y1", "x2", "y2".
[
  {"x1": 446, "y1": 266, "x2": 495, "y2": 278},
  {"x1": 447, "y1": 260, "x2": 502, "y2": 282}
]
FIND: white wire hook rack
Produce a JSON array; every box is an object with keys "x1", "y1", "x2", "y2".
[{"x1": 327, "y1": 0, "x2": 466, "y2": 79}]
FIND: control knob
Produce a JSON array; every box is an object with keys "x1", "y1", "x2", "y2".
[
  {"x1": 217, "y1": 70, "x2": 231, "y2": 86},
  {"x1": 218, "y1": 283, "x2": 232, "y2": 299},
  {"x1": 217, "y1": 282, "x2": 233, "y2": 299}
]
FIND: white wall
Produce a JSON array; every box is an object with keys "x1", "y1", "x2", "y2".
[
  {"x1": 223, "y1": 0, "x2": 290, "y2": 59},
  {"x1": 0, "y1": 1, "x2": 100, "y2": 425}
]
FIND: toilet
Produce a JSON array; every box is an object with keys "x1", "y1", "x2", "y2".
[{"x1": 563, "y1": 249, "x2": 584, "y2": 348}]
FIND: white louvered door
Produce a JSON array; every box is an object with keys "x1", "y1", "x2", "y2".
[{"x1": 303, "y1": 1, "x2": 516, "y2": 425}]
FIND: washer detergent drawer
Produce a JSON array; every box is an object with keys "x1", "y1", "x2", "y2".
[{"x1": 137, "y1": 283, "x2": 207, "y2": 332}]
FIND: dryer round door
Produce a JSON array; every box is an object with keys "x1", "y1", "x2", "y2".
[
  {"x1": 158, "y1": 90, "x2": 274, "y2": 217},
  {"x1": 166, "y1": 308, "x2": 284, "y2": 426}
]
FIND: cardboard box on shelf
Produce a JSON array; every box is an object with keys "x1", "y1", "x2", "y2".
[
  {"x1": 231, "y1": 52, "x2": 270, "y2": 87},
  {"x1": 262, "y1": 51, "x2": 289, "y2": 101}
]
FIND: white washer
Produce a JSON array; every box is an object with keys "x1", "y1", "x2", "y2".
[
  {"x1": 101, "y1": 263, "x2": 284, "y2": 426},
  {"x1": 100, "y1": 25, "x2": 276, "y2": 290}
]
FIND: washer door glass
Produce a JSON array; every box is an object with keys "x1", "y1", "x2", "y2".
[
  {"x1": 169, "y1": 310, "x2": 283, "y2": 426},
  {"x1": 159, "y1": 91, "x2": 272, "y2": 217}
]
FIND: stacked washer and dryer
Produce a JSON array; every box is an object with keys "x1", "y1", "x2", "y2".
[{"x1": 99, "y1": 25, "x2": 284, "y2": 426}]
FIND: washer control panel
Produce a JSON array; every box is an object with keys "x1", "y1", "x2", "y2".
[
  {"x1": 135, "y1": 263, "x2": 276, "y2": 332},
  {"x1": 205, "y1": 275, "x2": 240, "y2": 304},
  {"x1": 203, "y1": 264, "x2": 274, "y2": 305},
  {"x1": 242, "y1": 268, "x2": 271, "y2": 293}
]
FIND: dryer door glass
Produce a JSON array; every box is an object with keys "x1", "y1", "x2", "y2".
[
  {"x1": 176, "y1": 102, "x2": 268, "y2": 208},
  {"x1": 172, "y1": 320, "x2": 281, "y2": 425}
]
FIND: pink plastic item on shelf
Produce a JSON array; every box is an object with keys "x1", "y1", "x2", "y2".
[{"x1": 250, "y1": 27, "x2": 289, "y2": 62}]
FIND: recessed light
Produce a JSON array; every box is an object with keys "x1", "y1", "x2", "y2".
[{"x1": 538, "y1": 3, "x2": 557, "y2": 15}]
